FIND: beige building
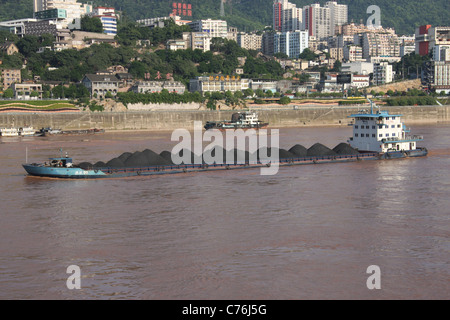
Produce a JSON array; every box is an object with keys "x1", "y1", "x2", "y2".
[
  {"x1": 343, "y1": 45, "x2": 363, "y2": 62},
  {"x1": 0, "y1": 42, "x2": 19, "y2": 56},
  {"x1": 237, "y1": 33, "x2": 263, "y2": 51},
  {"x1": 356, "y1": 31, "x2": 400, "y2": 59},
  {"x1": 329, "y1": 47, "x2": 344, "y2": 61},
  {"x1": 189, "y1": 76, "x2": 249, "y2": 93},
  {"x1": 1, "y1": 69, "x2": 21, "y2": 90}
]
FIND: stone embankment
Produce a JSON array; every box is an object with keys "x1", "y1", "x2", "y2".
[{"x1": 1, "y1": 104, "x2": 448, "y2": 131}]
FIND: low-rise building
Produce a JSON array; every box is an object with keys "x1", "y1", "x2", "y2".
[
  {"x1": 12, "y1": 83, "x2": 42, "y2": 99},
  {"x1": 350, "y1": 74, "x2": 370, "y2": 89},
  {"x1": 131, "y1": 81, "x2": 185, "y2": 94},
  {"x1": 81, "y1": 74, "x2": 120, "y2": 98},
  {"x1": 0, "y1": 42, "x2": 19, "y2": 55},
  {"x1": 189, "y1": 75, "x2": 249, "y2": 93},
  {"x1": 167, "y1": 32, "x2": 211, "y2": 52},
  {"x1": 341, "y1": 61, "x2": 374, "y2": 75}
]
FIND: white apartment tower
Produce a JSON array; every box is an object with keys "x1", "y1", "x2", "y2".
[
  {"x1": 273, "y1": 0, "x2": 302, "y2": 33},
  {"x1": 326, "y1": 1, "x2": 348, "y2": 36},
  {"x1": 303, "y1": 3, "x2": 330, "y2": 39}
]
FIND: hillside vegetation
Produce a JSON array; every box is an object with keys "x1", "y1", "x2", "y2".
[{"x1": 0, "y1": 0, "x2": 448, "y2": 35}]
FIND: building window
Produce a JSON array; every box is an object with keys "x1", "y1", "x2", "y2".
[
  {"x1": 372, "y1": 126, "x2": 376, "y2": 129},
  {"x1": 392, "y1": 133, "x2": 396, "y2": 136},
  {"x1": 355, "y1": 133, "x2": 358, "y2": 137},
  {"x1": 355, "y1": 125, "x2": 358, "y2": 129},
  {"x1": 372, "y1": 134, "x2": 376, "y2": 137},
  {"x1": 386, "y1": 133, "x2": 389, "y2": 137},
  {"x1": 366, "y1": 134, "x2": 369, "y2": 137}
]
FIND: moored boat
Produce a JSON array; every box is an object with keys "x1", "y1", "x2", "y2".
[
  {"x1": 0, "y1": 128, "x2": 19, "y2": 137},
  {"x1": 204, "y1": 111, "x2": 269, "y2": 130}
]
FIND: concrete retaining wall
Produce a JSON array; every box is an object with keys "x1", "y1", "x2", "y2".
[{"x1": 1, "y1": 105, "x2": 449, "y2": 131}]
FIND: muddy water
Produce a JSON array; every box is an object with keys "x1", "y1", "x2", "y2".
[{"x1": 0, "y1": 125, "x2": 448, "y2": 299}]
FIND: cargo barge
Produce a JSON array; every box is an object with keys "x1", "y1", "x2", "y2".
[{"x1": 23, "y1": 102, "x2": 427, "y2": 179}]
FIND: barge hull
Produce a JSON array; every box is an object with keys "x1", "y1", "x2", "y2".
[{"x1": 22, "y1": 148, "x2": 427, "y2": 179}]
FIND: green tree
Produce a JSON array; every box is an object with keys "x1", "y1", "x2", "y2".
[
  {"x1": 3, "y1": 88, "x2": 14, "y2": 99},
  {"x1": 30, "y1": 90, "x2": 40, "y2": 98},
  {"x1": 81, "y1": 16, "x2": 103, "y2": 33},
  {"x1": 279, "y1": 96, "x2": 291, "y2": 105}
]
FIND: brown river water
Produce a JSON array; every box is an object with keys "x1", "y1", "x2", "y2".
[{"x1": 0, "y1": 124, "x2": 449, "y2": 299}]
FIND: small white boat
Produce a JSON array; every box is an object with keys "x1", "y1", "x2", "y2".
[
  {"x1": 19, "y1": 127, "x2": 36, "y2": 136},
  {"x1": 0, "y1": 128, "x2": 19, "y2": 137}
]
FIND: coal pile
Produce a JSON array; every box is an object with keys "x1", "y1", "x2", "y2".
[
  {"x1": 159, "y1": 151, "x2": 174, "y2": 164},
  {"x1": 118, "y1": 152, "x2": 132, "y2": 163},
  {"x1": 105, "y1": 157, "x2": 125, "y2": 168},
  {"x1": 257, "y1": 147, "x2": 294, "y2": 160},
  {"x1": 307, "y1": 143, "x2": 337, "y2": 157},
  {"x1": 78, "y1": 162, "x2": 93, "y2": 170},
  {"x1": 333, "y1": 143, "x2": 360, "y2": 155},
  {"x1": 289, "y1": 144, "x2": 308, "y2": 157},
  {"x1": 76, "y1": 141, "x2": 362, "y2": 170},
  {"x1": 93, "y1": 161, "x2": 106, "y2": 168}
]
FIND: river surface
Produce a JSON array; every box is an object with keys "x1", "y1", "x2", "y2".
[{"x1": 0, "y1": 124, "x2": 449, "y2": 300}]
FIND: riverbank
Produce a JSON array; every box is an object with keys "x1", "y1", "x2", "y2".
[{"x1": 0, "y1": 105, "x2": 448, "y2": 131}]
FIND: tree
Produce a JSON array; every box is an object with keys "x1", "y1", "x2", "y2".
[
  {"x1": 3, "y1": 88, "x2": 14, "y2": 99},
  {"x1": 279, "y1": 96, "x2": 291, "y2": 105},
  {"x1": 30, "y1": 90, "x2": 40, "y2": 98},
  {"x1": 81, "y1": 16, "x2": 103, "y2": 33},
  {"x1": 299, "y1": 48, "x2": 318, "y2": 61}
]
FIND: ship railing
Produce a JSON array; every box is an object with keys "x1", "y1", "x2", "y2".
[
  {"x1": 98, "y1": 153, "x2": 379, "y2": 174},
  {"x1": 382, "y1": 135, "x2": 423, "y2": 143}
]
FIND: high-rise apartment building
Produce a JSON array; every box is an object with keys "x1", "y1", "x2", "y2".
[
  {"x1": 326, "y1": 1, "x2": 348, "y2": 36},
  {"x1": 273, "y1": 0, "x2": 302, "y2": 33},
  {"x1": 303, "y1": 3, "x2": 330, "y2": 39},
  {"x1": 274, "y1": 30, "x2": 308, "y2": 59},
  {"x1": 361, "y1": 32, "x2": 400, "y2": 59}
]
